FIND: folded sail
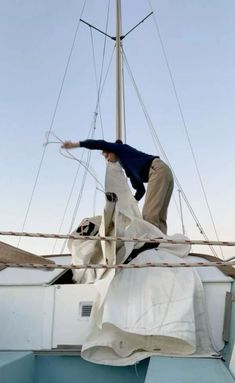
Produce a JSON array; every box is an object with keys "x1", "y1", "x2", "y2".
[{"x1": 70, "y1": 162, "x2": 214, "y2": 365}]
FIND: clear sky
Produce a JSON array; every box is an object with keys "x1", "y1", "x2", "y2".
[{"x1": 0, "y1": 0, "x2": 234, "y2": 259}]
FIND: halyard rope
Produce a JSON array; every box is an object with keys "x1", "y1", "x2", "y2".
[
  {"x1": 0, "y1": 231, "x2": 235, "y2": 246},
  {"x1": 1, "y1": 261, "x2": 235, "y2": 270}
]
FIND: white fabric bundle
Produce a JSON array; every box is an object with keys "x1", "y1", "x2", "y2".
[{"x1": 70, "y1": 162, "x2": 214, "y2": 365}]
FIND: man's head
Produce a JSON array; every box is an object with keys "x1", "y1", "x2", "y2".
[
  {"x1": 102, "y1": 151, "x2": 118, "y2": 162},
  {"x1": 101, "y1": 139, "x2": 123, "y2": 162}
]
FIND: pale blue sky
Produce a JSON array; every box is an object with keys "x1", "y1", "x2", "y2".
[{"x1": 0, "y1": 0, "x2": 234, "y2": 258}]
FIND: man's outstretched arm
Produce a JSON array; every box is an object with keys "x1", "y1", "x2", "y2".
[{"x1": 62, "y1": 139, "x2": 120, "y2": 153}]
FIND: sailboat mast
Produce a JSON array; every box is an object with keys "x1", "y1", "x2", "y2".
[{"x1": 115, "y1": 0, "x2": 123, "y2": 141}]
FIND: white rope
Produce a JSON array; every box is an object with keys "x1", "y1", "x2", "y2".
[
  {"x1": 1, "y1": 261, "x2": 235, "y2": 270},
  {"x1": 1, "y1": 231, "x2": 235, "y2": 246},
  {"x1": 45, "y1": 133, "x2": 104, "y2": 190}
]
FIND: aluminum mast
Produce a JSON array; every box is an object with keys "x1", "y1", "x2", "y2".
[{"x1": 115, "y1": 0, "x2": 123, "y2": 141}]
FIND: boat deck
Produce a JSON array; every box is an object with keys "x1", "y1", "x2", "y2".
[
  {"x1": 1, "y1": 352, "x2": 235, "y2": 383},
  {"x1": 145, "y1": 357, "x2": 235, "y2": 383}
]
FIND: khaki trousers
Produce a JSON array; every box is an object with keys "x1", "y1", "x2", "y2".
[{"x1": 142, "y1": 158, "x2": 174, "y2": 234}]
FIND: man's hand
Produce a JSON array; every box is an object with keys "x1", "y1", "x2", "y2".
[{"x1": 61, "y1": 141, "x2": 80, "y2": 149}]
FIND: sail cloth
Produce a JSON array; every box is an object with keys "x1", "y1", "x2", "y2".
[{"x1": 70, "y1": 162, "x2": 214, "y2": 365}]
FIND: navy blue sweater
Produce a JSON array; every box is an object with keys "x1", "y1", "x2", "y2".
[{"x1": 79, "y1": 139, "x2": 158, "y2": 200}]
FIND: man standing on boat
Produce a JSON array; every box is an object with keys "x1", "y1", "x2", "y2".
[{"x1": 62, "y1": 139, "x2": 174, "y2": 234}]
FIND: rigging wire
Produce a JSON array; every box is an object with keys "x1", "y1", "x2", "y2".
[
  {"x1": 89, "y1": 0, "x2": 111, "y2": 139},
  {"x1": 60, "y1": 152, "x2": 103, "y2": 189},
  {"x1": 46, "y1": 128, "x2": 104, "y2": 254},
  {"x1": 54, "y1": 7, "x2": 112, "y2": 253},
  {"x1": 147, "y1": 1, "x2": 223, "y2": 258},
  {"x1": 51, "y1": 150, "x2": 85, "y2": 254},
  {"x1": 51, "y1": 59, "x2": 115, "y2": 253},
  {"x1": 178, "y1": 189, "x2": 186, "y2": 235},
  {"x1": 17, "y1": 0, "x2": 87, "y2": 248},
  {"x1": 60, "y1": 151, "x2": 92, "y2": 253},
  {"x1": 48, "y1": 128, "x2": 98, "y2": 254},
  {"x1": 58, "y1": 142, "x2": 104, "y2": 254},
  {"x1": 52, "y1": 57, "x2": 114, "y2": 252},
  {"x1": 46, "y1": 4, "x2": 110, "y2": 253},
  {"x1": 121, "y1": 49, "x2": 184, "y2": 228},
  {"x1": 90, "y1": 28, "x2": 105, "y2": 139},
  {"x1": 122, "y1": 50, "x2": 218, "y2": 258},
  {"x1": 55, "y1": 122, "x2": 96, "y2": 255},
  {"x1": 45, "y1": 129, "x2": 104, "y2": 253},
  {"x1": 100, "y1": 47, "x2": 115, "y2": 96},
  {"x1": 44, "y1": 131, "x2": 104, "y2": 189}
]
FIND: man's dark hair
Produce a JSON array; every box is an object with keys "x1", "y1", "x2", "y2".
[{"x1": 115, "y1": 139, "x2": 123, "y2": 144}]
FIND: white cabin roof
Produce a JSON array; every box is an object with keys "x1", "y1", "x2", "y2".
[
  {"x1": 0, "y1": 255, "x2": 71, "y2": 286},
  {"x1": 187, "y1": 255, "x2": 233, "y2": 282}
]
